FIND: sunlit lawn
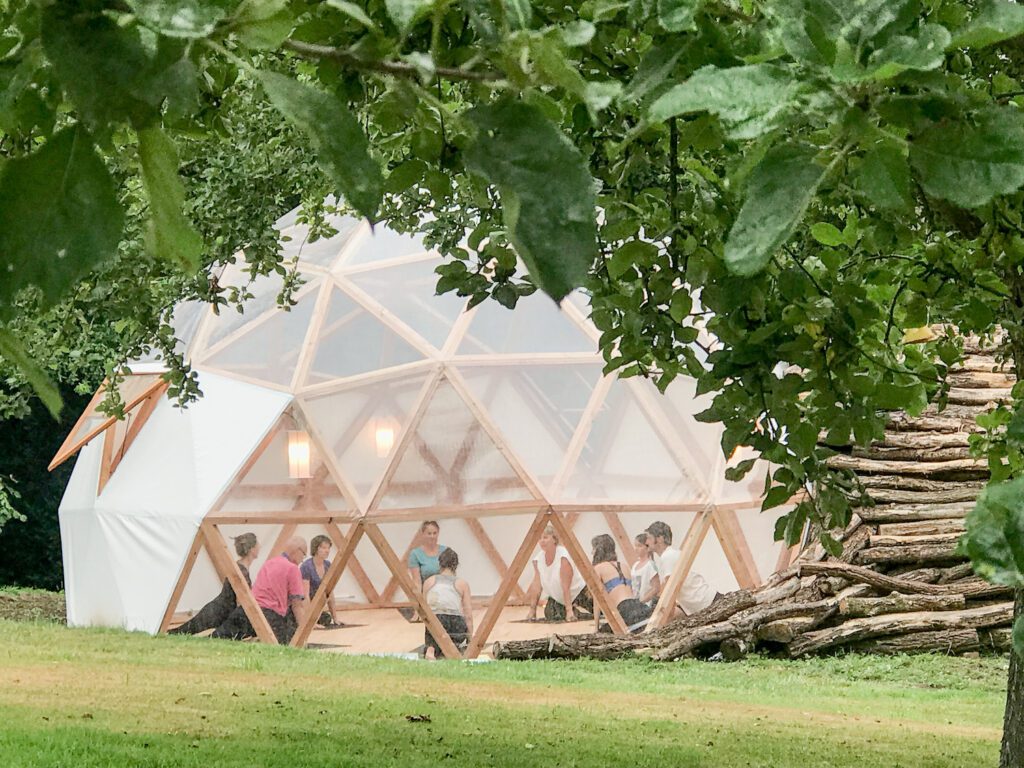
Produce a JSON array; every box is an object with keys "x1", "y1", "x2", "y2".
[{"x1": 0, "y1": 619, "x2": 1008, "y2": 767}]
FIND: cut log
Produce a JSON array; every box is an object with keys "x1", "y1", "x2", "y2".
[
  {"x1": 869, "y1": 532, "x2": 964, "y2": 547},
  {"x1": 947, "y1": 371, "x2": 1017, "y2": 388},
  {"x1": 847, "y1": 628, "x2": 980, "y2": 656},
  {"x1": 650, "y1": 589, "x2": 756, "y2": 637},
  {"x1": 979, "y1": 627, "x2": 1014, "y2": 652},
  {"x1": 947, "y1": 386, "x2": 1010, "y2": 405},
  {"x1": 827, "y1": 455, "x2": 986, "y2": 475},
  {"x1": 788, "y1": 602, "x2": 1014, "y2": 657},
  {"x1": 858, "y1": 476, "x2": 985, "y2": 493},
  {"x1": 860, "y1": 495, "x2": 978, "y2": 514},
  {"x1": 799, "y1": 562, "x2": 1011, "y2": 599},
  {"x1": 720, "y1": 636, "x2": 753, "y2": 661},
  {"x1": 951, "y1": 355, "x2": 1011, "y2": 373},
  {"x1": 838, "y1": 593, "x2": 966, "y2": 618},
  {"x1": 937, "y1": 563, "x2": 975, "y2": 583},
  {"x1": 838, "y1": 527, "x2": 872, "y2": 564},
  {"x1": 874, "y1": 432, "x2": 971, "y2": 449},
  {"x1": 885, "y1": 413, "x2": 982, "y2": 433},
  {"x1": 852, "y1": 446, "x2": 973, "y2": 462},
  {"x1": 756, "y1": 616, "x2": 825, "y2": 643},
  {"x1": 876, "y1": 519, "x2": 967, "y2": 537},
  {"x1": 753, "y1": 578, "x2": 800, "y2": 605},
  {"x1": 856, "y1": 543, "x2": 965, "y2": 565}
]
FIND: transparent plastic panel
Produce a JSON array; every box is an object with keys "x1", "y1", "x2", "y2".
[
  {"x1": 304, "y1": 286, "x2": 425, "y2": 387},
  {"x1": 376, "y1": 378, "x2": 534, "y2": 510},
  {"x1": 346, "y1": 256, "x2": 467, "y2": 350},
  {"x1": 736, "y1": 505, "x2": 789, "y2": 582},
  {"x1": 457, "y1": 364, "x2": 602, "y2": 494},
  {"x1": 341, "y1": 226, "x2": 430, "y2": 267},
  {"x1": 219, "y1": 426, "x2": 354, "y2": 517},
  {"x1": 690, "y1": 527, "x2": 741, "y2": 595},
  {"x1": 199, "y1": 268, "x2": 295, "y2": 354},
  {"x1": 458, "y1": 291, "x2": 595, "y2": 355},
  {"x1": 278, "y1": 214, "x2": 361, "y2": 269},
  {"x1": 715, "y1": 446, "x2": 770, "y2": 506},
  {"x1": 560, "y1": 381, "x2": 709, "y2": 504},
  {"x1": 656, "y1": 376, "x2": 722, "y2": 473},
  {"x1": 301, "y1": 372, "x2": 429, "y2": 506},
  {"x1": 203, "y1": 288, "x2": 318, "y2": 388}
]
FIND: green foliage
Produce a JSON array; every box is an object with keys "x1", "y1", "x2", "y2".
[{"x1": 137, "y1": 125, "x2": 203, "y2": 271}]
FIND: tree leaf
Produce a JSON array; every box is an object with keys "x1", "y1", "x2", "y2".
[
  {"x1": 384, "y1": 0, "x2": 432, "y2": 32},
  {"x1": 232, "y1": 0, "x2": 296, "y2": 49},
  {"x1": 855, "y1": 144, "x2": 914, "y2": 210},
  {"x1": 658, "y1": 0, "x2": 701, "y2": 32},
  {"x1": 137, "y1": 125, "x2": 204, "y2": 271},
  {"x1": 464, "y1": 100, "x2": 596, "y2": 302},
  {"x1": 859, "y1": 23, "x2": 951, "y2": 81},
  {"x1": 502, "y1": 0, "x2": 533, "y2": 30},
  {"x1": 724, "y1": 142, "x2": 826, "y2": 276},
  {"x1": 810, "y1": 222, "x2": 844, "y2": 246},
  {"x1": 0, "y1": 328, "x2": 62, "y2": 418},
  {"x1": 128, "y1": 0, "x2": 234, "y2": 38},
  {"x1": 963, "y1": 477, "x2": 1024, "y2": 588},
  {"x1": 952, "y1": 0, "x2": 1024, "y2": 50},
  {"x1": 910, "y1": 107, "x2": 1024, "y2": 208},
  {"x1": 649, "y1": 64, "x2": 802, "y2": 140},
  {"x1": 0, "y1": 127, "x2": 124, "y2": 317},
  {"x1": 326, "y1": 0, "x2": 380, "y2": 30},
  {"x1": 622, "y1": 43, "x2": 684, "y2": 104},
  {"x1": 258, "y1": 71, "x2": 383, "y2": 220}
]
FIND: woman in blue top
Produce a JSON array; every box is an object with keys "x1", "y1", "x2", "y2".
[
  {"x1": 592, "y1": 534, "x2": 652, "y2": 633},
  {"x1": 300, "y1": 534, "x2": 339, "y2": 628},
  {"x1": 408, "y1": 520, "x2": 447, "y2": 592}
]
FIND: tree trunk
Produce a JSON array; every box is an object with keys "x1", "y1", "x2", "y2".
[
  {"x1": 848, "y1": 628, "x2": 979, "y2": 656},
  {"x1": 838, "y1": 593, "x2": 965, "y2": 618},
  {"x1": 856, "y1": 543, "x2": 965, "y2": 565},
  {"x1": 1000, "y1": 589, "x2": 1024, "y2": 768},
  {"x1": 855, "y1": 502, "x2": 976, "y2": 523}
]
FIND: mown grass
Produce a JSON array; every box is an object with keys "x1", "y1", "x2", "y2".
[{"x1": 0, "y1": 620, "x2": 1008, "y2": 767}]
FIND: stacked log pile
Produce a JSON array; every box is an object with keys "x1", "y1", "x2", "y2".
[{"x1": 493, "y1": 346, "x2": 1017, "y2": 661}]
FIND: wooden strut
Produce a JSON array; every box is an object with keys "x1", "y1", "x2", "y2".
[
  {"x1": 710, "y1": 507, "x2": 761, "y2": 591},
  {"x1": 363, "y1": 522, "x2": 463, "y2": 659},
  {"x1": 158, "y1": 529, "x2": 206, "y2": 633},
  {"x1": 465, "y1": 509, "x2": 551, "y2": 659},
  {"x1": 202, "y1": 522, "x2": 278, "y2": 644},
  {"x1": 291, "y1": 522, "x2": 366, "y2": 648}
]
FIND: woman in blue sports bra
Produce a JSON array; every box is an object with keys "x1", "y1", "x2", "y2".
[{"x1": 591, "y1": 534, "x2": 652, "y2": 633}]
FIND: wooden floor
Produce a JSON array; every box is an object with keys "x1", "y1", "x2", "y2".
[{"x1": 309, "y1": 605, "x2": 596, "y2": 658}]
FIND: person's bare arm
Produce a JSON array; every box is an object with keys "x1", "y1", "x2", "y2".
[
  {"x1": 559, "y1": 557, "x2": 576, "y2": 621},
  {"x1": 327, "y1": 591, "x2": 338, "y2": 623},
  {"x1": 291, "y1": 597, "x2": 309, "y2": 631},
  {"x1": 459, "y1": 579, "x2": 474, "y2": 638},
  {"x1": 642, "y1": 573, "x2": 660, "y2": 604},
  {"x1": 409, "y1": 567, "x2": 422, "y2": 592},
  {"x1": 525, "y1": 563, "x2": 542, "y2": 620}
]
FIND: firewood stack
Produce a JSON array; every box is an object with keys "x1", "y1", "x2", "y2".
[{"x1": 493, "y1": 342, "x2": 1017, "y2": 661}]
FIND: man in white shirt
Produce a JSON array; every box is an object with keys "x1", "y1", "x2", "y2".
[{"x1": 645, "y1": 521, "x2": 717, "y2": 616}]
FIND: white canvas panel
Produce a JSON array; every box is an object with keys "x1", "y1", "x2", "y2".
[
  {"x1": 96, "y1": 511, "x2": 200, "y2": 632},
  {"x1": 203, "y1": 286, "x2": 318, "y2": 388},
  {"x1": 304, "y1": 286, "x2": 425, "y2": 387},
  {"x1": 279, "y1": 214, "x2": 360, "y2": 268},
  {"x1": 301, "y1": 372, "x2": 429, "y2": 507},
  {"x1": 375, "y1": 378, "x2": 535, "y2": 510},
  {"x1": 458, "y1": 364, "x2": 601, "y2": 495},
  {"x1": 346, "y1": 256, "x2": 467, "y2": 350},
  {"x1": 561, "y1": 382, "x2": 709, "y2": 505},
  {"x1": 60, "y1": 511, "x2": 124, "y2": 628},
  {"x1": 458, "y1": 292, "x2": 595, "y2": 355}
]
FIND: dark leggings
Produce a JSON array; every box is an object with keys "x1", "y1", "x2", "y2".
[
  {"x1": 424, "y1": 613, "x2": 469, "y2": 656},
  {"x1": 168, "y1": 579, "x2": 237, "y2": 635},
  {"x1": 212, "y1": 605, "x2": 297, "y2": 644},
  {"x1": 544, "y1": 587, "x2": 593, "y2": 620}
]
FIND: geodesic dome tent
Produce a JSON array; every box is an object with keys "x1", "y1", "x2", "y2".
[{"x1": 53, "y1": 206, "x2": 794, "y2": 655}]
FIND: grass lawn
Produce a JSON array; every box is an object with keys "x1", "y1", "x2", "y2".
[{"x1": 0, "y1": 619, "x2": 1008, "y2": 767}]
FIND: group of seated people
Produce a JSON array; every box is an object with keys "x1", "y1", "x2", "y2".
[{"x1": 169, "y1": 518, "x2": 716, "y2": 651}]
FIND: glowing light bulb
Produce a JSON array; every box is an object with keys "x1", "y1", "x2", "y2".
[
  {"x1": 287, "y1": 430, "x2": 311, "y2": 478},
  {"x1": 375, "y1": 424, "x2": 395, "y2": 458}
]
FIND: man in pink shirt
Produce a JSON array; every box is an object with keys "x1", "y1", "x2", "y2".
[{"x1": 213, "y1": 536, "x2": 310, "y2": 644}]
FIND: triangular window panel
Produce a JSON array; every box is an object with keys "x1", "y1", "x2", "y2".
[
  {"x1": 203, "y1": 287, "x2": 318, "y2": 388},
  {"x1": 655, "y1": 377, "x2": 722, "y2": 475},
  {"x1": 346, "y1": 256, "x2": 467, "y2": 351},
  {"x1": 301, "y1": 372, "x2": 429, "y2": 509},
  {"x1": 692, "y1": 526, "x2": 742, "y2": 595},
  {"x1": 457, "y1": 292, "x2": 595, "y2": 355},
  {"x1": 279, "y1": 214, "x2": 361, "y2": 270},
  {"x1": 197, "y1": 266, "x2": 297, "y2": 356},
  {"x1": 50, "y1": 374, "x2": 164, "y2": 470},
  {"x1": 375, "y1": 377, "x2": 536, "y2": 510},
  {"x1": 457, "y1": 364, "x2": 602, "y2": 495},
  {"x1": 560, "y1": 381, "x2": 709, "y2": 505},
  {"x1": 303, "y1": 286, "x2": 425, "y2": 388},
  {"x1": 217, "y1": 423, "x2": 354, "y2": 519},
  {"x1": 339, "y1": 226, "x2": 430, "y2": 268}
]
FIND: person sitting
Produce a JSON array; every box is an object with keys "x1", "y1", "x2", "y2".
[
  {"x1": 421, "y1": 548, "x2": 473, "y2": 660},
  {"x1": 213, "y1": 536, "x2": 310, "y2": 644},
  {"x1": 525, "y1": 524, "x2": 592, "y2": 622},
  {"x1": 630, "y1": 532, "x2": 659, "y2": 607},
  {"x1": 301, "y1": 534, "x2": 340, "y2": 628},
  {"x1": 170, "y1": 532, "x2": 259, "y2": 635},
  {"x1": 591, "y1": 534, "x2": 652, "y2": 633},
  {"x1": 645, "y1": 521, "x2": 716, "y2": 617},
  {"x1": 402, "y1": 521, "x2": 447, "y2": 622}
]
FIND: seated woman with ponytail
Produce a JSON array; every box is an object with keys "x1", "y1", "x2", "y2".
[
  {"x1": 591, "y1": 534, "x2": 652, "y2": 633},
  {"x1": 169, "y1": 533, "x2": 260, "y2": 635}
]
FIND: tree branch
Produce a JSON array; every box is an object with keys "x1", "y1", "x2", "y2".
[{"x1": 282, "y1": 40, "x2": 504, "y2": 83}]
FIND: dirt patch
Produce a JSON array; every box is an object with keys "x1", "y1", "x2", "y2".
[{"x1": 0, "y1": 589, "x2": 66, "y2": 623}]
